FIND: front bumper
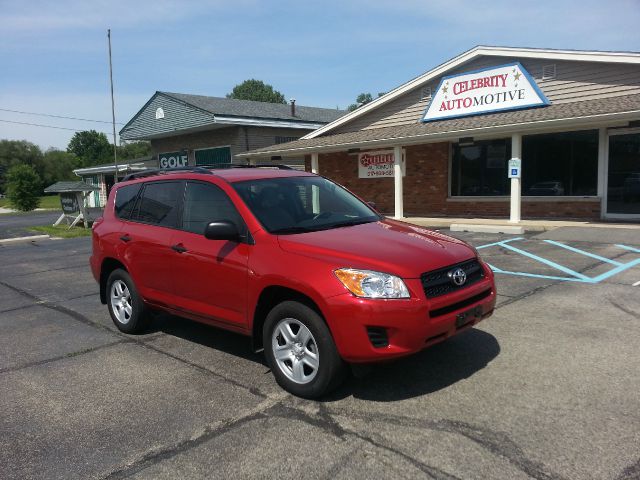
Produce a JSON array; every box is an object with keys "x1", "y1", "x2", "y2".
[{"x1": 324, "y1": 272, "x2": 496, "y2": 363}]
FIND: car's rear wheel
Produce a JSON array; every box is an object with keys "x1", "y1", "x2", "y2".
[
  {"x1": 264, "y1": 301, "x2": 345, "y2": 398},
  {"x1": 106, "y1": 269, "x2": 148, "y2": 334}
]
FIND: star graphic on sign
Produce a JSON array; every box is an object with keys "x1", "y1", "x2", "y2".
[
  {"x1": 513, "y1": 71, "x2": 522, "y2": 81},
  {"x1": 442, "y1": 85, "x2": 448, "y2": 94}
]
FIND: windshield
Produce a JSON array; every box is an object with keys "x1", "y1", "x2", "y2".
[{"x1": 232, "y1": 176, "x2": 381, "y2": 234}]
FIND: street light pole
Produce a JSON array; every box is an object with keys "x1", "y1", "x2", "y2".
[{"x1": 107, "y1": 29, "x2": 118, "y2": 182}]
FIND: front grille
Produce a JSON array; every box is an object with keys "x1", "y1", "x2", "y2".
[
  {"x1": 429, "y1": 288, "x2": 492, "y2": 318},
  {"x1": 366, "y1": 327, "x2": 389, "y2": 348},
  {"x1": 421, "y1": 258, "x2": 484, "y2": 298}
]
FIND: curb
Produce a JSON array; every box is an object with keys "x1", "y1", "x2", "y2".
[
  {"x1": 451, "y1": 223, "x2": 527, "y2": 234},
  {"x1": 0, "y1": 235, "x2": 51, "y2": 244}
]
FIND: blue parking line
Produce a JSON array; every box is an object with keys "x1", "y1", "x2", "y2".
[
  {"x1": 543, "y1": 240, "x2": 623, "y2": 266},
  {"x1": 476, "y1": 237, "x2": 523, "y2": 250},
  {"x1": 588, "y1": 258, "x2": 640, "y2": 283},
  {"x1": 499, "y1": 243, "x2": 592, "y2": 281},
  {"x1": 616, "y1": 244, "x2": 640, "y2": 254},
  {"x1": 476, "y1": 238, "x2": 640, "y2": 284}
]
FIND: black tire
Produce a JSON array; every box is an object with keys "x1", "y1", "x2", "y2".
[
  {"x1": 106, "y1": 269, "x2": 149, "y2": 334},
  {"x1": 263, "y1": 301, "x2": 346, "y2": 398}
]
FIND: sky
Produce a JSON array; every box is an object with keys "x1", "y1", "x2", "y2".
[{"x1": 1, "y1": 0, "x2": 639, "y2": 150}]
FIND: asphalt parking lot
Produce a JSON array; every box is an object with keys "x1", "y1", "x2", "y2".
[{"x1": 1, "y1": 227, "x2": 639, "y2": 479}]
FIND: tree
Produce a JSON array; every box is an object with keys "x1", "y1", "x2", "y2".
[
  {"x1": 117, "y1": 141, "x2": 152, "y2": 161},
  {"x1": 347, "y1": 92, "x2": 386, "y2": 112},
  {"x1": 40, "y1": 149, "x2": 81, "y2": 187},
  {"x1": 67, "y1": 130, "x2": 112, "y2": 167},
  {"x1": 0, "y1": 140, "x2": 43, "y2": 194},
  {"x1": 6, "y1": 164, "x2": 42, "y2": 211},
  {"x1": 227, "y1": 79, "x2": 286, "y2": 104}
]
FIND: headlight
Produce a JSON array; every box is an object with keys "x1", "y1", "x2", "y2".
[{"x1": 334, "y1": 268, "x2": 410, "y2": 299}]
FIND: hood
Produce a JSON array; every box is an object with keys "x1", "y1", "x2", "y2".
[{"x1": 277, "y1": 218, "x2": 476, "y2": 278}]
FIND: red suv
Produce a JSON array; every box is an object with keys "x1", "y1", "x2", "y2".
[{"x1": 91, "y1": 166, "x2": 495, "y2": 398}]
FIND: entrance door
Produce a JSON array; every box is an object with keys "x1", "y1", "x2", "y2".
[{"x1": 607, "y1": 132, "x2": 640, "y2": 219}]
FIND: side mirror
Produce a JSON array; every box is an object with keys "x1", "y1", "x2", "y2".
[
  {"x1": 204, "y1": 221, "x2": 240, "y2": 242},
  {"x1": 366, "y1": 201, "x2": 378, "y2": 211}
]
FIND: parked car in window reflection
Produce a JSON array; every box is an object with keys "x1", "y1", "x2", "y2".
[{"x1": 526, "y1": 181, "x2": 565, "y2": 196}]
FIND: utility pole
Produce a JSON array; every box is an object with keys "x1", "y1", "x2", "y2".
[{"x1": 107, "y1": 29, "x2": 118, "y2": 182}]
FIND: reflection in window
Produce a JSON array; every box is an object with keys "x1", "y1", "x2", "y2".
[
  {"x1": 522, "y1": 130, "x2": 598, "y2": 196},
  {"x1": 135, "y1": 182, "x2": 180, "y2": 227},
  {"x1": 182, "y1": 182, "x2": 243, "y2": 235},
  {"x1": 451, "y1": 139, "x2": 511, "y2": 196}
]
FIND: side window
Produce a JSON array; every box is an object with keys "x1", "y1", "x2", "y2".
[
  {"x1": 114, "y1": 184, "x2": 141, "y2": 220},
  {"x1": 134, "y1": 181, "x2": 181, "y2": 228},
  {"x1": 183, "y1": 182, "x2": 243, "y2": 235}
]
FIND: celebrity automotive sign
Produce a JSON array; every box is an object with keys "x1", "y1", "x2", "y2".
[
  {"x1": 422, "y1": 62, "x2": 549, "y2": 122},
  {"x1": 358, "y1": 150, "x2": 406, "y2": 178}
]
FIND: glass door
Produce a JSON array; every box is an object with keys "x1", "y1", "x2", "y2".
[{"x1": 607, "y1": 132, "x2": 640, "y2": 218}]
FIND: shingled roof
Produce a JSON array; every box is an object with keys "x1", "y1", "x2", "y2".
[
  {"x1": 162, "y1": 92, "x2": 345, "y2": 124},
  {"x1": 238, "y1": 94, "x2": 640, "y2": 157}
]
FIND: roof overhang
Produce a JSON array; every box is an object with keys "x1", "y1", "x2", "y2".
[
  {"x1": 73, "y1": 163, "x2": 149, "y2": 175},
  {"x1": 304, "y1": 46, "x2": 640, "y2": 140},
  {"x1": 237, "y1": 109, "x2": 640, "y2": 159},
  {"x1": 121, "y1": 117, "x2": 324, "y2": 141}
]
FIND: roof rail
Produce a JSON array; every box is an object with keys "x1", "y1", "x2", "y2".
[
  {"x1": 121, "y1": 166, "x2": 213, "y2": 181},
  {"x1": 228, "y1": 164, "x2": 293, "y2": 170}
]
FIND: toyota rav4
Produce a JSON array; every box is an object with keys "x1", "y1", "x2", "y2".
[{"x1": 90, "y1": 166, "x2": 496, "y2": 398}]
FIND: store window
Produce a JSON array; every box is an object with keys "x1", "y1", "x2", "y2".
[
  {"x1": 451, "y1": 139, "x2": 511, "y2": 196},
  {"x1": 522, "y1": 130, "x2": 598, "y2": 196},
  {"x1": 195, "y1": 146, "x2": 232, "y2": 166}
]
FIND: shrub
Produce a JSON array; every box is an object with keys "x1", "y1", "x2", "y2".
[{"x1": 6, "y1": 164, "x2": 42, "y2": 211}]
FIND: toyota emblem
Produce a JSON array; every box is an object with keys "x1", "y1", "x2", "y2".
[{"x1": 448, "y1": 268, "x2": 467, "y2": 286}]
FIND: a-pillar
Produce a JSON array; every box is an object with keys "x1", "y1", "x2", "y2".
[
  {"x1": 394, "y1": 145, "x2": 404, "y2": 219},
  {"x1": 509, "y1": 134, "x2": 522, "y2": 223}
]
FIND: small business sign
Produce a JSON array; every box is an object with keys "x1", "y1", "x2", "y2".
[
  {"x1": 508, "y1": 158, "x2": 521, "y2": 179},
  {"x1": 60, "y1": 192, "x2": 80, "y2": 214},
  {"x1": 159, "y1": 150, "x2": 188, "y2": 169},
  {"x1": 358, "y1": 150, "x2": 406, "y2": 179},
  {"x1": 422, "y1": 62, "x2": 549, "y2": 122}
]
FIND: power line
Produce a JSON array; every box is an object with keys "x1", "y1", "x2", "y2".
[
  {"x1": 0, "y1": 118, "x2": 112, "y2": 134},
  {"x1": 0, "y1": 108, "x2": 124, "y2": 125}
]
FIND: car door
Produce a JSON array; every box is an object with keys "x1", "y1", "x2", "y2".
[
  {"x1": 170, "y1": 180, "x2": 250, "y2": 328},
  {"x1": 119, "y1": 180, "x2": 182, "y2": 305}
]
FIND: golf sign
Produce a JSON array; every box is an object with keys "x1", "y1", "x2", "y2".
[{"x1": 422, "y1": 63, "x2": 549, "y2": 122}]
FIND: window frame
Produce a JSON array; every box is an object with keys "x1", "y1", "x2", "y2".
[
  {"x1": 126, "y1": 180, "x2": 185, "y2": 230},
  {"x1": 179, "y1": 180, "x2": 252, "y2": 243}
]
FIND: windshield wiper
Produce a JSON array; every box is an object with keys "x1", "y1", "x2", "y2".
[{"x1": 321, "y1": 218, "x2": 377, "y2": 230}]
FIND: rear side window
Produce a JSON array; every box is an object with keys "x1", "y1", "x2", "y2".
[
  {"x1": 182, "y1": 182, "x2": 244, "y2": 235},
  {"x1": 114, "y1": 184, "x2": 141, "y2": 220},
  {"x1": 134, "y1": 181, "x2": 181, "y2": 228}
]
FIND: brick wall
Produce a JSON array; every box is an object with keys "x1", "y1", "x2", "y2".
[{"x1": 311, "y1": 143, "x2": 601, "y2": 220}]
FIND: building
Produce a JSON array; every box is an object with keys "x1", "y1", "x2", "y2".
[
  {"x1": 73, "y1": 158, "x2": 156, "y2": 207},
  {"x1": 239, "y1": 46, "x2": 640, "y2": 222},
  {"x1": 119, "y1": 91, "x2": 345, "y2": 169}
]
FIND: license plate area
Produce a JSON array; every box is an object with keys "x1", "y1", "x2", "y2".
[{"x1": 455, "y1": 305, "x2": 483, "y2": 329}]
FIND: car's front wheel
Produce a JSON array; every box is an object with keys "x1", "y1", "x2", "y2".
[
  {"x1": 106, "y1": 269, "x2": 148, "y2": 334},
  {"x1": 264, "y1": 301, "x2": 345, "y2": 398}
]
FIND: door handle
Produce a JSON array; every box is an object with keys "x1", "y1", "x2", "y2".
[
  {"x1": 120, "y1": 234, "x2": 131, "y2": 242},
  {"x1": 171, "y1": 244, "x2": 187, "y2": 253}
]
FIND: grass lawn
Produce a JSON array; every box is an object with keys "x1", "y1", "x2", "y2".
[
  {"x1": 30, "y1": 225, "x2": 93, "y2": 238},
  {"x1": 0, "y1": 195, "x2": 61, "y2": 210}
]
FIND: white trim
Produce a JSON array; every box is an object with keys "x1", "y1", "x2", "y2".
[
  {"x1": 303, "y1": 46, "x2": 640, "y2": 140},
  {"x1": 604, "y1": 130, "x2": 640, "y2": 220},
  {"x1": 213, "y1": 115, "x2": 325, "y2": 130},
  {"x1": 240, "y1": 110, "x2": 640, "y2": 158}
]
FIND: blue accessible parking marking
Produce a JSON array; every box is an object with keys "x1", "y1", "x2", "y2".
[{"x1": 476, "y1": 237, "x2": 640, "y2": 284}]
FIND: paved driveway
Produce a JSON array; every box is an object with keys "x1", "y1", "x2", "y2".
[
  {"x1": 0, "y1": 211, "x2": 61, "y2": 238},
  {"x1": 0, "y1": 228, "x2": 639, "y2": 479}
]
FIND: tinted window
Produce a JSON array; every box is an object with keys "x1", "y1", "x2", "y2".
[
  {"x1": 233, "y1": 176, "x2": 380, "y2": 234},
  {"x1": 182, "y1": 182, "x2": 243, "y2": 235},
  {"x1": 114, "y1": 184, "x2": 141, "y2": 220},
  {"x1": 134, "y1": 181, "x2": 181, "y2": 227},
  {"x1": 451, "y1": 139, "x2": 511, "y2": 196},
  {"x1": 522, "y1": 130, "x2": 598, "y2": 196}
]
